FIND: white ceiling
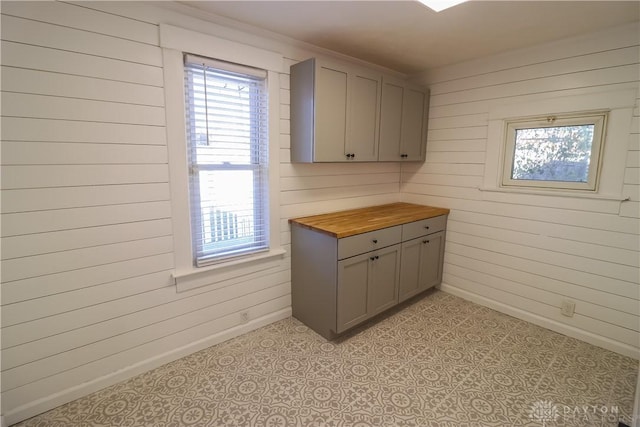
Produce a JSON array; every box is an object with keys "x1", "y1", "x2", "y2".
[{"x1": 180, "y1": 1, "x2": 639, "y2": 75}]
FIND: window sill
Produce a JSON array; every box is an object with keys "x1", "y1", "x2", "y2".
[
  {"x1": 173, "y1": 248, "x2": 287, "y2": 293},
  {"x1": 477, "y1": 186, "x2": 629, "y2": 202}
]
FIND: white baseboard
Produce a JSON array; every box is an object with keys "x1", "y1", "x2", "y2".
[
  {"x1": 633, "y1": 369, "x2": 640, "y2": 427},
  {"x1": 3, "y1": 308, "x2": 291, "y2": 426},
  {"x1": 439, "y1": 283, "x2": 640, "y2": 360}
]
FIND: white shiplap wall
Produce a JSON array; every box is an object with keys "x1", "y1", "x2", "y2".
[
  {"x1": 0, "y1": 1, "x2": 400, "y2": 424},
  {"x1": 405, "y1": 23, "x2": 640, "y2": 358}
]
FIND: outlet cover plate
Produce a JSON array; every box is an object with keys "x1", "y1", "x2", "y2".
[{"x1": 561, "y1": 300, "x2": 576, "y2": 317}]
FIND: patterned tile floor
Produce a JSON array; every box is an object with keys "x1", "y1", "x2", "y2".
[{"x1": 15, "y1": 290, "x2": 638, "y2": 427}]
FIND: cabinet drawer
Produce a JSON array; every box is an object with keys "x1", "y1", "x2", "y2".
[
  {"x1": 401, "y1": 215, "x2": 447, "y2": 241},
  {"x1": 338, "y1": 226, "x2": 401, "y2": 260}
]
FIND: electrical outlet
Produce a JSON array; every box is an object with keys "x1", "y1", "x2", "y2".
[
  {"x1": 241, "y1": 311, "x2": 249, "y2": 323},
  {"x1": 561, "y1": 300, "x2": 575, "y2": 317}
]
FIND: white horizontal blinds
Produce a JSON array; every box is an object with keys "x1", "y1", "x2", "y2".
[{"x1": 184, "y1": 54, "x2": 269, "y2": 266}]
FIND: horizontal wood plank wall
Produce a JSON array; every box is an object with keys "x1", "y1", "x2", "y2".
[
  {"x1": 0, "y1": 1, "x2": 400, "y2": 423},
  {"x1": 404, "y1": 23, "x2": 640, "y2": 358}
]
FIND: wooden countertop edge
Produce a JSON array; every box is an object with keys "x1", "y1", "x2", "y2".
[{"x1": 289, "y1": 203, "x2": 450, "y2": 238}]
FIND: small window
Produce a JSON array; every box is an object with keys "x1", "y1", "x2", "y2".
[
  {"x1": 502, "y1": 112, "x2": 607, "y2": 191},
  {"x1": 184, "y1": 54, "x2": 269, "y2": 267}
]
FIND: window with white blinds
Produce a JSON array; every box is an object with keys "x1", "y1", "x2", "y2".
[{"x1": 184, "y1": 54, "x2": 269, "y2": 267}]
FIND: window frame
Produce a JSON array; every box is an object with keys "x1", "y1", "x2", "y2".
[
  {"x1": 184, "y1": 56, "x2": 270, "y2": 266},
  {"x1": 501, "y1": 112, "x2": 608, "y2": 192},
  {"x1": 481, "y1": 89, "x2": 636, "y2": 202},
  {"x1": 160, "y1": 24, "x2": 285, "y2": 292}
]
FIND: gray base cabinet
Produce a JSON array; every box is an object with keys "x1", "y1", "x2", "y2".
[
  {"x1": 399, "y1": 231, "x2": 445, "y2": 303},
  {"x1": 337, "y1": 244, "x2": 401, "y2": 333},
  {"x1": 399, "y1": 215, "x2": 447, "y2": 302},
  {"x1": 291, "y1": 214, "x2": 447, "y2": 339}
]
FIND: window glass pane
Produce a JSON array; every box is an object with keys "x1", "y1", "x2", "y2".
[
  {"x1": 511, "y1": 124, "x2": 595, "y2": 182},
  {"x1": 197, "y1": 170, "x2": 263, "y2": 256},
  {"x1": 187, "y1": 69, "x2": 263, "y2": 166}
]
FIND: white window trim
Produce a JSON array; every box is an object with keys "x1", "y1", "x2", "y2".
[
  {"x1": 161, "y1": 24, "x2": 285, "y2": 292},
  {"x1": 481, "y1": 88, "x2": 637, "y2": 202}
]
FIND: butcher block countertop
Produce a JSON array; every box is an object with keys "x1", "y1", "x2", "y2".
[{"x1": 289, "y1": 202, "x2": 450, "y2": 238}]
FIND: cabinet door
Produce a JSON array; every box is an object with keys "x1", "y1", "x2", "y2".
[
  {"x1": 420, "y1": 231, "x2": 445, "y2": 290},
  {"x1": 315, "y1": 65, "x2": 348, "y2": 162},
  {"x1": 368, "y1": 244, "x2": 401, "y2": 316},
  {"x1": 401, "y1": 88, "x2": 427, "y2": 161},
  {"x1": 398, "y1": 237, "x2": 422, "y2": 303},
  {"x1": 378, "y1": 77, "x2": 427, "y2": 162},
  {"x1": 378, "y1": 80, "x2": 404, "y2": 161},
  {"x1": 347, "y1": 71, "x2": 380, "y2": 162},
  {"x1": 337, "y1": 253, "x2": 370, "y2": 333},
  {"x1": 399, "y1": 231, "x2": 445, "y2": 302}
]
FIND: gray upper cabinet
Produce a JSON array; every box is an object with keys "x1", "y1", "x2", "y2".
[
  {"x1": 291, "y1": 57, "x2": 427, "y2": 163},
  {"x1": 347, "y1": 70, "x2": 381, "y2": 161},
  {"x1": 379, "y1": 76, "x2": 429, "y2": 162},
  {"x1": 290, "y1": 58, "x2": 381, "y2": 162},
  {"x1": 315, "y1": 65, "x2": 348, "y2": 162}
]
